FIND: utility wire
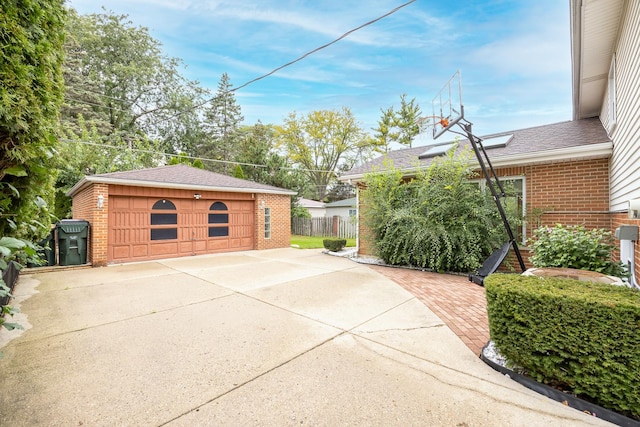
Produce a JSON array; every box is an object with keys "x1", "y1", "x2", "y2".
[
  {"x1": 151, "y1": 0, "x2": 417, "y2": 124},
  {"x1": 60, "y1": 139, "x2": 337, "y2": 174},
  {"x1": 61, "y1": 1, "x2": 416, "y2": 126}
]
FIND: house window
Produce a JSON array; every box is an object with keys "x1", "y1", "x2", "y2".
[
  {"x1": 608, "y1": 54, "x2": 617, "y2": 133},
  {"x1": 208, "y1": 202, "x2": 229, "y2": 238},
  {"x1": 476, "y1": 177, "x2": 525, "y2": 244},
  {"x1": 348, "y1": 209, "x2": 357, "y2": 217},
  {"x1": 150, "y1": 199, "x2": 177, "y2": 241},
  {"x1": 264, "y1": 207, "x2": 271, "y2": 239}
]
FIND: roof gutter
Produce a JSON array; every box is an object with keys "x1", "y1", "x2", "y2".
[
  {"x1": 67, "y1": 176, "x2": 297, "y2": 197},
  {"x1": 339, "y1": 141, "x2": 613, "y2": 183},
  {"x1": 570, "y1": 0, "x2": 583, "y2": 121}
]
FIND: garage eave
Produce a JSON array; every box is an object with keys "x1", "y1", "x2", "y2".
[{"x1": 67, "y1": 176, "x2": 297, "y2": 197}]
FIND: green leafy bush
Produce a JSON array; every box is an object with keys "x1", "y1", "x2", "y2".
[
  {"x1": 528, "y1": 224, "x2": 627, "y2": 278},
  {"x1": 485, "y1": 274, "x2": 640, "y2": 419},
  {"x1": 0, "y1": 236, "x2": 37, "y2": 331},
  {"x1": 323, "y1": 238, "x2": 346, "y2": 252},
  {"x1": 361, "y1": 147, "x2": 517, "y2": 272}
]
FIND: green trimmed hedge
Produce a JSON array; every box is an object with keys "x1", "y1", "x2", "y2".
[
  {"x1": 323, "y1": 238, "x2": 346, "y2": 252},
  {"x1": 485, "y1": 274, "x2": 640, "y2": 419}
]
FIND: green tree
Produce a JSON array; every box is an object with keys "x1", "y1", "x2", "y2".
[
  {"x1": 61, "y1": 8, "x2": 208, "y2": 152},
  {"x1": 362, "y1": 147, "x2": 509, "y2": 272},
  {"x1": 167, "y1": 152, "x2": 205, "y2": 169},
  {"x1": 0, "y1": 0, "x2": 66, "y2": 240},
  {"x1": 199, "y1": 73, "x2": 244, "y2": 174},
  {"x1": 373, "y1": 94, "x2": 422, "y2": 149},
  {"x1": 277, "y1": 108, "x2": 373, "y2": 201},
  {"x1": 55, "y1": 117, "x2": 164, "y2": 218},
  {"x1": 236, "y1": 122, "x2": 309, "y2": 193}
]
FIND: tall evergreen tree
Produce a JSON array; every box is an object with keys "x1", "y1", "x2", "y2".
[
  {"x1": 199, "y1": 73, "x2": 244, "y2": 174},
  {"x1": 0, "y1": 0, "x2": 66, "y2": 240}
]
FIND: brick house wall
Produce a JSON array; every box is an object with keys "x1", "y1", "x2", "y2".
[
  {"x1": 255, "y1": 193, "x2": 291, "y2": 250},
  {"x1": 357, "y1": 157, "x2": 613, "y2": 271},
  {"x1": 71, "y1": 182, "x2": 109, "y2": 267}
]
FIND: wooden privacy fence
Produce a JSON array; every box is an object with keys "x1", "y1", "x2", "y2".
[{"x1": 292, "y1": 216, "x2": 357, "y2": 239}]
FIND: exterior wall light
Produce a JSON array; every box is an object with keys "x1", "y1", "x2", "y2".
[
  {"x1": 194, "y1": 193, "x2": 201, "y2": 199},
  {"x1": 97, "y1": 195, "x2": 104, "y2": 209}
]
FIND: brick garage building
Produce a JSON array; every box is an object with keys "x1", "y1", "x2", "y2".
[
  {"x1": 67, "y1": 164, "x2": 295, "y2": 266},
  {"x1": 341, "y1": 118, "x2": 615, "y2": 268}
]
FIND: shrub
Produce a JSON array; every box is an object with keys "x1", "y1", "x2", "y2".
[
  {"x1": 528, "y1": 224, "x2": 627, "y2": 278},
  {"x1": 485, "y1": 274, "x2": 640, "y2": 419},
  {"x1": 323, "y1": 238, "x2": 346, "y2": 252},
  {"x1": 361, "y1": 147, "x2": 518, "y2": 272}
]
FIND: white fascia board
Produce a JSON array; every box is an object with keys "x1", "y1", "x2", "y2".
[
  {"x1": 487, "y1": 142, "x2": 612, "y2": 167},
  {"x1": 339, "y1": 142, "x2": 613, "y2": 183},
  {"x1": 67, "y1": 176, "x2": 297, "y2": 197}
]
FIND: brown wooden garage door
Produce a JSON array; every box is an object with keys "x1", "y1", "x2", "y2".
[{"x1": 108, "y1": 196, "x2": 254, "y2": 263}]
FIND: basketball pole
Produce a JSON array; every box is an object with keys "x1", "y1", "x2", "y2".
[{"x1": 459, "y1": 121, "x2": 527, "y2": 273}]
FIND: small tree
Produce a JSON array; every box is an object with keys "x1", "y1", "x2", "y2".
[
  {"x1": 362, "y1": 146, "x2": 509, "y2": 272},
  {"x1": 373, "y1": 94, "x2": 422, "y2": 150}
]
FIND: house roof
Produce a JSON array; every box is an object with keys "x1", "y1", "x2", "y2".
[
  {"x1": 570, "y1": 0, "x2": 625, "y2": 120},
  {"x1": 67, "y1": 164, "x2": 297, "y2": 197},
  {"x1": 324, "y1": 197, "x2": 356, "y2": 208},
  {"x1": 340, "y1": 118, "x2": 612, "y2": 182},
  {"x1": 298, "y1": 198, "x2": 325, "y2": 209}
]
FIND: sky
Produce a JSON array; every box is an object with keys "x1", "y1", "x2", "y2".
[{"x1": 66, "y1": 0, "x2": 573, "y2": 146}]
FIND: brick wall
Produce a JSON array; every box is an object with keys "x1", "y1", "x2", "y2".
[
  {"x1": 255, "y1": 194, "x2": 291, "y2": 250},
  {"x1": 356, "y1": 157, "x2": 613, "y2": 262},
  {"x1": 356, "y1": 183, "x2": 376, "y2": 256},
  {"x1": 526, "y1": 158, "x2": 611, "y2": 235},
  {"x1": 71, "y1": 183, "x2": 109, "y2": 266}
]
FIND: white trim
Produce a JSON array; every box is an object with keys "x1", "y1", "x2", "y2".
[
  {"x1": 340, "y1": 142, "x2": 613, "y2": 182},
  {"x1": 607, "y1": 53, "x2": 618, "y2": 134},
  {"x1": 67, "y1": 176, "x2": 297, "y2": 197}
]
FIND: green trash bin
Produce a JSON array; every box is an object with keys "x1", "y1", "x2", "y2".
[{"x1": 57, "y1": 220, "x2": 89, "y2": 266}]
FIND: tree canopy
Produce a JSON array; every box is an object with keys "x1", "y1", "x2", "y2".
[
  {"x1": 277, "y1": 108, "x2": 374, "y2": 201},
  {"x1": 373, "y1": 94, "x2": 422, "y2": 149},
  {"x1": 0, "y1": 0, "x2": 66, "y2": 240},
  {"x1": 61, "y1": 8, "x2": 209, "y2": 153}
]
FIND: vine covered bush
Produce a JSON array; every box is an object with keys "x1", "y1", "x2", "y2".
[
  {"x1": 528, "y1": 224, "x2": 627, "y2": 278},
  {"x1": 361, "y1": 147, "x2": 516, "y2": 272}
]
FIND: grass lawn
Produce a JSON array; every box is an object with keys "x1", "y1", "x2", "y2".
[{"x1": 290, "y1": 235, "x2": 356, "y2": 249}]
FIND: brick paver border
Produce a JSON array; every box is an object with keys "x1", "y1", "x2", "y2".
[{"x1": 369, "y1": 265, "x2": 490, "y2": 356}]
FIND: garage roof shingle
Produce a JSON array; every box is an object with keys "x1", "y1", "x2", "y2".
[{"x1": 68, "y1": 164, "x2": 296, "y2": 197}]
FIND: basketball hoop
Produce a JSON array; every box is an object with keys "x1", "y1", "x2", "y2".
[
  {"x1": 417, "y1": 115, "x2": 450, "y2": 132},
  {"x1": 431, "y1": 70, "x2": 463, "y2": 139}
]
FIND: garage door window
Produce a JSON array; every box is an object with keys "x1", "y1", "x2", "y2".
[
  {"x1": 209, "y1": 202, "x2": 229, "y2": 237},
  {"x1": 151, "y1": 199, "x2": 178, "y2": 240}
]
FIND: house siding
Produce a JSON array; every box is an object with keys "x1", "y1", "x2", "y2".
[
  {"x1": 606, "y1": 0, "x2": 640, "y2": 211},
  {"x1": 611, "y1": 213, "x2": 640, "y2": 283}
]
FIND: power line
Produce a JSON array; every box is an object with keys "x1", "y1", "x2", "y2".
[
  {"x1": 60, "y1": 139, "x2": 337, "y2": 174},
  {"x1": 152, "y1": 0, "x2": 417, "y2": 125}
]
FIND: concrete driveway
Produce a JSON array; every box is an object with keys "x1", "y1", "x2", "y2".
[{"x1": 0, "y1": 248, "x2": 611, "y2": 426}]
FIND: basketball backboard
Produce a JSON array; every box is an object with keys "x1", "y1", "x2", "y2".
[{"x1": 432, "y1": 70, "x2": 464, "y2": 139}]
